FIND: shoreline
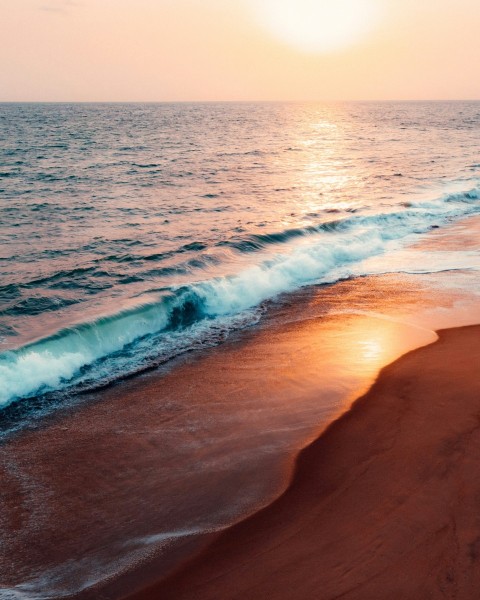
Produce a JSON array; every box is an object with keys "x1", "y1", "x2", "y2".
[
  {"x1": 127, "y1": 324, "x2": 480, "y2": 600},
  {"x1": 1, "y1": 272, "x2": 477, "y2": 600}
]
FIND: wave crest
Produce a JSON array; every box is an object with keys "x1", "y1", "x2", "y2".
[{"x1": 1, "y1": 185, "x2": 479, "y2": 408}]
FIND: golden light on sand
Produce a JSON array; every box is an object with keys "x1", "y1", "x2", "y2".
[
  {"x1": 346, "y1": 322, "x2": 394, "y2": 373},
  {"x1": 337, "y1": 315, "x2": 436, "y2": 378},
  {"x1": 249, "y1": 0, "x2": 382, "y2": 53},
  {"x1": 359, "y1": 338, "x2": 384, "y2": 362}
]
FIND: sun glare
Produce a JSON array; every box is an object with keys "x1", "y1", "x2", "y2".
[{"x1": 250, "y1": 0, "x2": 382, "y2": 54}]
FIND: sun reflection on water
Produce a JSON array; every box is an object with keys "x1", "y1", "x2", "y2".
[
  {"x1": 275, "y1": 106, "x2": 367, "y2": 220},
  {"x1": 358, "y1": 338, "x2": 384, "y2": 362},
  {"x1": 311, "y1": 313, "x2": 438, "y2": 386}
]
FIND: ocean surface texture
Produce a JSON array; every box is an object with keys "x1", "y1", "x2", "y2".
[{"x1": 1, "y1": 101, "x2": 479, "y2": 412}]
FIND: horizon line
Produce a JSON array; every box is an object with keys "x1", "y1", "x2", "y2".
[{"x1": 1, "y1": 98, "x2": 480, "y2": 105}]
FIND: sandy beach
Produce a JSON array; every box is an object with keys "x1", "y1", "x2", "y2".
[
  {"x1": 129, "y1": 324, "x2": 480, "y2": 600},
  {"x1": 1, "y1": 274, "x2": 453, "y2": 599},
  {"x1": 3, "y1": 5, "x2": 480, "y2": 598}
]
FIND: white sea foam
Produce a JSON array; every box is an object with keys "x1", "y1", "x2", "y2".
[{"x1": 1, "y1": 185, "x2": 479, "y2": 408}]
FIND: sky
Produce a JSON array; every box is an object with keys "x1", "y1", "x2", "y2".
[{"x1": 1, "y1": 0, "x2": 480, "y2": 102}]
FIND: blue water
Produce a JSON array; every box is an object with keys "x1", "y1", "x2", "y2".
[{"x1": 1, "y1": 101, "x2": 480, "y2": 408}]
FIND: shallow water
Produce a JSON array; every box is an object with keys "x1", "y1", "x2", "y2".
[{"x1": 1, "y1": 101, "x2": 480, "y2": 409}]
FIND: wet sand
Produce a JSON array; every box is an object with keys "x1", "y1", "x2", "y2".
[
  {"x1": 130, "y1": 325, "x2": 480, "y2": 600},
  {"x1": 1, "y1": 272, "x2": 478, "y2": 599}
]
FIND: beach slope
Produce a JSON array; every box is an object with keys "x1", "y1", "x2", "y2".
[{"x1": 130, "y1": 325, "x2": 480, "y2": 600}]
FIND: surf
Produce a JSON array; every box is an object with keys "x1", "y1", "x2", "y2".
[{"x1": 1, "y1": 184, "x2": 479, "y2": 409}]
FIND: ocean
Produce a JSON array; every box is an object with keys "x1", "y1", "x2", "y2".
[
  {"x1": 1, "y1": 101, "x2": 480, "y2": 598},
  {"x1": 2, "y1": 101, "x2": 480, "y2": 411}
]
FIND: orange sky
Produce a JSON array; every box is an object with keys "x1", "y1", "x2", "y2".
[{"x1": 1, "y1": 0, "x2": 480, "y2": 101}]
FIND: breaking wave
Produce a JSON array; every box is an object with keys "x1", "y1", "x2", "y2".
[{"x1": 1, "y1": 185, "x2": 479, "y2": 408}]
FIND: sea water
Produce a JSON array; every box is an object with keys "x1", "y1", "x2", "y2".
[{"x1": 1, "y1": 101, "x2": 480, "y2": 410}]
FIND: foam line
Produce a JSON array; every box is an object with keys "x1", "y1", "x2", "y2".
[{"x1": 1, "y1": 185, "x2": 479, "y2": 407}]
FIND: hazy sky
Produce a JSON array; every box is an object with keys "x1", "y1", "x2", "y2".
[{"x1": 1, "y1": 0, "x2": 480, "y2": 101}]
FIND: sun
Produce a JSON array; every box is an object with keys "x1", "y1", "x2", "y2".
[{"x1": 249, "y1": 0, "x2": 382, "y2": 54}]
